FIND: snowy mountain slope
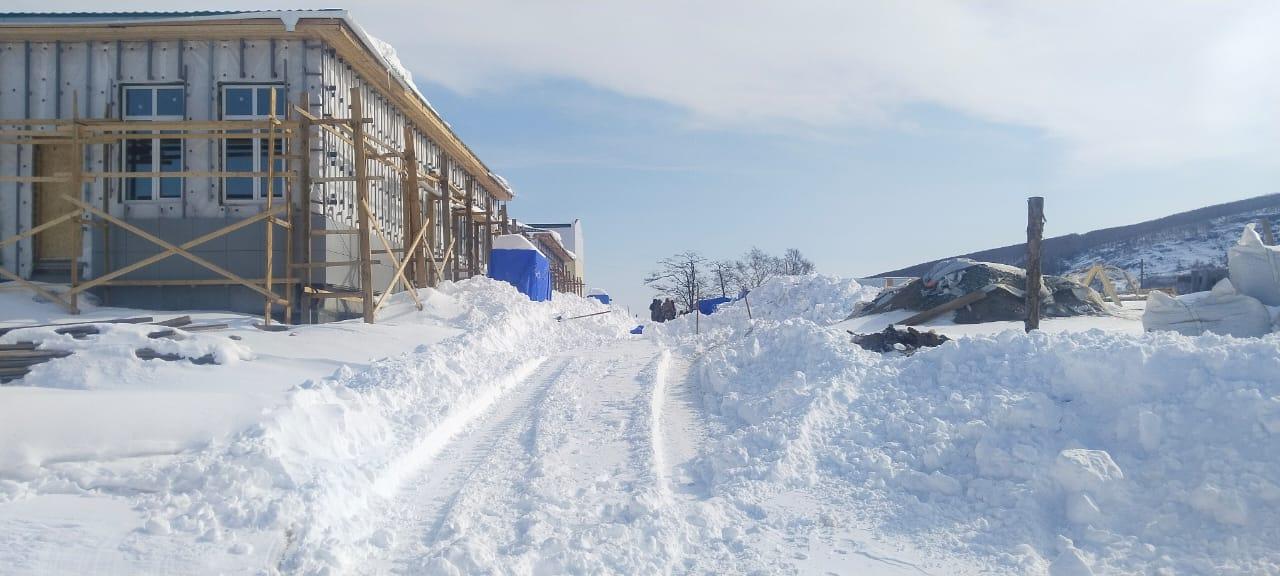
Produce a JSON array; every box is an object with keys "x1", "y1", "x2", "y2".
[
  {"x1": 878, "y1": 194, "x2": 1280, "y2": 285},
  {"x1": 1057, "y1": 206, "x2": 1273, "y2": 281}
]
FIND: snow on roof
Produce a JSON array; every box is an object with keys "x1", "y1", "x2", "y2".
[
  {"x1": 493, "y1": 234, "x2": 542, "y2": 254},
  {"x1": 529, "y1": 230, "x2": 576, "y2": 261},
  {"x1": 489, "y1": 172, "x2": 514, "y2": 196}
]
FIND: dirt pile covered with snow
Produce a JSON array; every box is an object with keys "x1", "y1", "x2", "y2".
[{"x1": 692, "y1": 315, "x2": 1280, "y2": 574}]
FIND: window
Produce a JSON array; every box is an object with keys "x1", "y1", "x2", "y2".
[
  {"x1": 221, "y1": 85, "x2": 286, "y2": 201},
  {"x1": 121, "y1": 86, "x2": 184, "y2": 201}
]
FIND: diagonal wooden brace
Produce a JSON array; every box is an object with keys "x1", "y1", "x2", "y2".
[
  {"x1": 63, "y1": 196, "x2": 288, "y2": 305},
  {"x1": 0, "y1": 209, "x2": 82, "y2": 250},
  {"x1": 0, "y1": 266, "x2": 77, "y2": 312},
  {"x1": 429, "y1": 237, "x2": 456, "y2": 285},
  {"x1": 364, "y1": 198, "x2": 425, "y2": 315}
]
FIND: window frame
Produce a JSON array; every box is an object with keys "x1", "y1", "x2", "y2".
[
  {"x1": 119, "y1": 84, "x2": 186, "y2": 203},
  {"x1": 219, "y1": 84, "x2": 288, "y2": 204}
]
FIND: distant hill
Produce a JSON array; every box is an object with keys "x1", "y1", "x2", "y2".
[{"x1": 875, "y1": 194, "x2": 1280, "y2": 287}]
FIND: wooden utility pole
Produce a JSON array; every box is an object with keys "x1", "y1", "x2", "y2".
[
  {"x1": 351, "y1": 88, "x2": 375, "y2": 323},
  {"x1": 1025, "y1": 196, "x2": 1045, "y2": 333}
]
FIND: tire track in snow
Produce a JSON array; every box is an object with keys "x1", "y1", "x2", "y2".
[
  {"x1": 651, "y1": 351, "x2": 709, "y2": 499},
  {"x1": 364, "y1": 356, "x2": 573, "y2": 575}
]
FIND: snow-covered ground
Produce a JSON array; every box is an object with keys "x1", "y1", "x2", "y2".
[{"x1": 1, "y1": 274, "x2": 1278, "y2": 574}]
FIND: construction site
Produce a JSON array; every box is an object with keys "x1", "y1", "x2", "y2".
[{"x1": 0, "y1": 10, "x2": 587, "y2": 326}]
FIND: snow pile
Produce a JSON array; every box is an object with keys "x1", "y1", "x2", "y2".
[
  {"x1": 693, "y1": 319, "x2": 1280, "y2": 574},
  {"x1": 655, "y1": 274, "x2": 878, "y2": 342},
  {"x1": 0, "y1": 323, "x2": 252, "y2": 390},
  {"x1": 2, "y1": 278, "x2": 632, "y2": 573}
]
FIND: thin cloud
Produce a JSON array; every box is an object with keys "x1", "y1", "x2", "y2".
[{"x1": 13, "y1": 1, "x2": 1280, "y2": 167}]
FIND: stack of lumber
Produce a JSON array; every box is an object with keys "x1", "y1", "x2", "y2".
[{"x1": 0, "y1": 316, "x2": 232, "y2": 384}]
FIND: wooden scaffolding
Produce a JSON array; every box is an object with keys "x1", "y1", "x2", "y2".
[{"x1": 0, "y1": 88, "x2": 502, "y2": 325}]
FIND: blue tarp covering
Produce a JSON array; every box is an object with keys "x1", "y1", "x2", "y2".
[
  {"x1": 697, "y1": 296, "x2": 733, "y2": 315},
  {"x1": 588, "y1": 294, "x2": 612, "y2": 305},
  {"x1": 488, "y1": 248, "x2": 552, "y2": 302},
  {"x1": 630, "y1": 325, "x2": 645, "y2": 335}
]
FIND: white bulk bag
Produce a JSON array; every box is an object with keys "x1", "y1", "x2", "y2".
[
  {"x1": 1228, "y1": 224, "x2": 1280, "y2": 306},
  {"x1": 1142, "y1": 279, "x2": 1271, "y2": 337}
]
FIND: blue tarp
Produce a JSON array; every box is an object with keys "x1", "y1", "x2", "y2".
[
  {"x1": 488, "y1": 248, "x2": 552, "y2": 302},
  {"x1": 588, "y1": 294, "x2": 612, "y2": 305},
  {"x1": 697, "y1": 296, "x2": 733, "y2": 315},
  {"x1": 630, "y1": 325, "x2": 645, "y2": 335}
]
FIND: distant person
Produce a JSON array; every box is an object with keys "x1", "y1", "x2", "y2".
[
  {"x1": 662, "y1": 299, "x2": 677, "y2": 322},
  {"x1": 649, "y1": 298, "x2": 663, "y2": 322}
]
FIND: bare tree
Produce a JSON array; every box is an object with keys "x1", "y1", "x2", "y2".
[
  {"x1": 644, "y1": 251, "x2": 709, "y2": 312},
  {"x1": 778, "y1": 248, "x2": 816, "y2": 275},
  {"x1": 734, "y1": 247, "x2": 780, "y2": 290},
  {"x1": 708, "y1": 260, "x2": 740, "y2": 297}
]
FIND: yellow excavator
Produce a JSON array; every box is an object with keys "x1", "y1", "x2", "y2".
[{"x1": 1076, "y1": 263, "x2": 1140, "y2": 305}]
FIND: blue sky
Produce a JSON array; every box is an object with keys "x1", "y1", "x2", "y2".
[{"x1": 421, "y1": 77, "x2": 1276, "y2": 314}]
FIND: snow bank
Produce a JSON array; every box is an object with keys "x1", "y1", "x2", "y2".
[
  {"x1": 1, "y1": 278, "x2": 633, "y2": 573},
  {"x1": 654, "y1": 274, "x2": 878, "y2": 342},
  {"x1": 694, "y1": 318, "x2": 1280, "y2": 574}
]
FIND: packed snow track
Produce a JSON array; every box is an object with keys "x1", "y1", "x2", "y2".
[{"x1": 366, "y1": 339, "x2": 698, "y2": 574}]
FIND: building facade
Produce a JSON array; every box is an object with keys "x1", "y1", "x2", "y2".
[{"x1": 0, "y1": 10, "x2": 512, "y2": 322}]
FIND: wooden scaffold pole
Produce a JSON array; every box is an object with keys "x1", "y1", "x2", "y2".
[
  {"x1": 426, "y1": 151, "x2": 439, "y2": 288},
  {"x1": 465, "y1": 177, "x2": 476, "y2": 277},
  {"x1": 351, "y1": 88, "x2": 375, "y2": 323},
  {"x1": 440, "y1": 155, "x2": 453, "y2": 283},
  {"x1": 263, "y1": 87, "x2": 278, "y2": 326},
  {"x1": 403, "y1": 125, "x2": 429, "y2": 288},
  {"x1": 68, "y1": 92, "x2": 83, "y2": 314},
  {"x1": 295, "y1": 92, "x2": 313, "y2": 323}
]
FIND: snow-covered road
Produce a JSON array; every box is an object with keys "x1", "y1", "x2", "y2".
[
  {"x1": 5, "y1": 275, "x2": 1276, "y2": 575},
  {"x1": 366, "y1": 339, "x2": 700, "y2": 574}
]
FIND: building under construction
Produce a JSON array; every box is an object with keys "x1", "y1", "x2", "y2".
[{"x1": 0, "y1": 9, "x2": 517, "y2": 323}]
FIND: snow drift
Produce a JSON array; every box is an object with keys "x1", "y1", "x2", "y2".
[
  {"x1": 0, "y1": 278, "x2": 630, "y2": 574},
  {"x1": 693, "y1": 313, "x2": 1280, "y2": 574}
]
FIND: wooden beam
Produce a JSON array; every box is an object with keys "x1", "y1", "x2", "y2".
[
  {"x1": 465, "y1": 177, "x2": 477, "y2": 277},
  {"x1": 403, "y1": 125, "x2": 428, "y2": 288},
  {"x1": 289, "y1": 260, "x2": 378, "y2": 269},
  {"x1": 65, "y1": 198, "x2": 288, "y2": 305},
  {"x1": 901, "y1": 288, "x2": 991, "y2": 326},
  {"x1": 351, "y1": 89, "x2": 376, "y2": 324},
  {"x1": 263, "y1": 87, "x2": 278, "y2": 326},
  {"x1": 295, "y1": 92, "x2": 313, "y2": 324},
  {"x1": 440, "y1": 156, "x2": 453, "y2": 283}
]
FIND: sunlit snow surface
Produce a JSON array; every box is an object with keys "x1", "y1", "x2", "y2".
[{"x1": 1, "y1": 275, "x2": 1277, "y2": 575}]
